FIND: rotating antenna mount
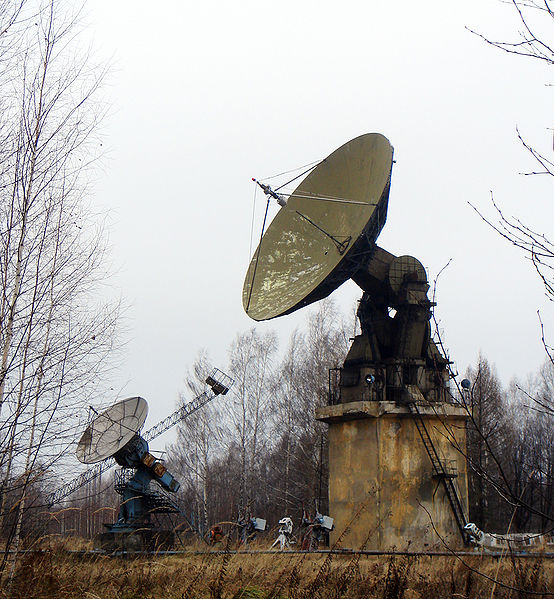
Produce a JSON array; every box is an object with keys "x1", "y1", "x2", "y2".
[
  {"x1": 242, "y1": 133, "x2": 468, "y2": 543},
  {"x1": 75, "y1": 371, "x2": 231, "y2": 551}
]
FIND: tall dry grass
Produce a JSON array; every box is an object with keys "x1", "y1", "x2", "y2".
[{"x1": 1, "y1": 542, "x2": 552, "y2": 599}]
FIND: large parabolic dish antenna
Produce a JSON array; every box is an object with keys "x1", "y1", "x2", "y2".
[
  {"x1": 76, "y1": 397, "x2": 148, "y2": 464},
  {"x1": 243, "y1": 133, "x2": 394, "y2": 321}
]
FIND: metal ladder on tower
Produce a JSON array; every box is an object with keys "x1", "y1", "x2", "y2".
[{"x1": 404, "y1": 384, "x2": 468, "y2": 544}]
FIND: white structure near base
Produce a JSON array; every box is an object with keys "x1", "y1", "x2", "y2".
[
  {"x1": 271, "y1": 517, "x2": 294, "y2": 551},
  {"x1": 464, "y1": 523, "x2": 554, "y2": 550}
]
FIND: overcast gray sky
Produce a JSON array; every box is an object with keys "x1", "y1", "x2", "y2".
[{"x1": 85, "y1": 0, "x2": 553, "y2": 429}]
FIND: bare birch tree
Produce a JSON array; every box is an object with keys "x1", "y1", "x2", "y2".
[
  {"x1": 170, "y1": 350, "x2": 228, "y2": 537},
  {"x1": 0, "y1": 0, "x2": 120, "y2": 571},
  {"x1": 268, "y1": 299, "x2": 350, "y2": 519},
  {"x1": 227, "y1": 328, "x2": 277, "y2": 515},
  {"x1": 270, "y1": 329, "x2": 304, "y2": 514},
  {"x1": 464, "y1": 356, "x2": 506, "y2": 529}
]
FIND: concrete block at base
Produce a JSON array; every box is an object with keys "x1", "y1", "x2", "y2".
[{"x1": 315, "y1": 401, "x2": 468, "y2": 551}]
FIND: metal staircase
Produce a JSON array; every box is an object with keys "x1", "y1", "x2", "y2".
[
  {"x1": 144, "y1": 489, "x2": 180, "y2": 514},
  {"x1": 404, "y1": 385, "x2": 468, "y2": 544},
  {"x1": 114, "y1": 469, "x2": 179, "y2": 513}
]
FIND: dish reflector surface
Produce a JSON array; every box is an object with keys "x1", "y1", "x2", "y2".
[
  {"x1": 243, "y1": 133, "x2": 393, "y2": 321},
  {"x1": 76, "y1": 397, "x2": 148, "y2": 464}
]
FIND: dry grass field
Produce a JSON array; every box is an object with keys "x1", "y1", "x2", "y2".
[{"x1": 1, "y1": 542, "x2": 552, "y2": 599}]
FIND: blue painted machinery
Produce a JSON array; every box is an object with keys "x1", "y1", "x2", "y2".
[
  {"x1": 99, "y1": 432, "x2": 182, "y2": 550},
  {"x1": 68, "y1": 368, "x2": 233, "y2": 551}
]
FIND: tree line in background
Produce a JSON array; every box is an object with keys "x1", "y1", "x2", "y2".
[
  {"x1": 165, "y1": 302, "x2": 553, "y2": 542},
  {"x1": 464, "y1": 355, "x2": 553, "y2": 534},
  {"x1": 3, "y1": 296, "x2": 552, "y2": 549},
  {"x1": 168, "y1": 299, "x2": 352, "y2": 541}
]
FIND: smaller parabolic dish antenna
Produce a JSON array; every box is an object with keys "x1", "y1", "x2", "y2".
[
  {"x1": 76, "y1": 397, "x2": 148, "y2": 464},
  {"x1": 243, "y1": 133, "x2": 394, "y2": 321}
]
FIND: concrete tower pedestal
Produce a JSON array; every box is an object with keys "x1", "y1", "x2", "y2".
[{"x1": 316, "y1": 400, "x2": 468, "y2": 551}]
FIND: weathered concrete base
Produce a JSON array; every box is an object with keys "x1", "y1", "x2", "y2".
[{"x1": 315, "y1": 401, "x2": 468, "y2": 551}]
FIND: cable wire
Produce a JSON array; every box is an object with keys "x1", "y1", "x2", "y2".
[
  {"x1": 248, "y1": 183, "x2": 258, "y2": 260},
  {"x1": 261, "y1": 159, "x2": 321, "y2": 182},
  {"x1": 245, "y1": 196, "x2": 271, "y2": 314},
  {"x1": 275, "y1": 161, "x2": 321, "y2": 192}
]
